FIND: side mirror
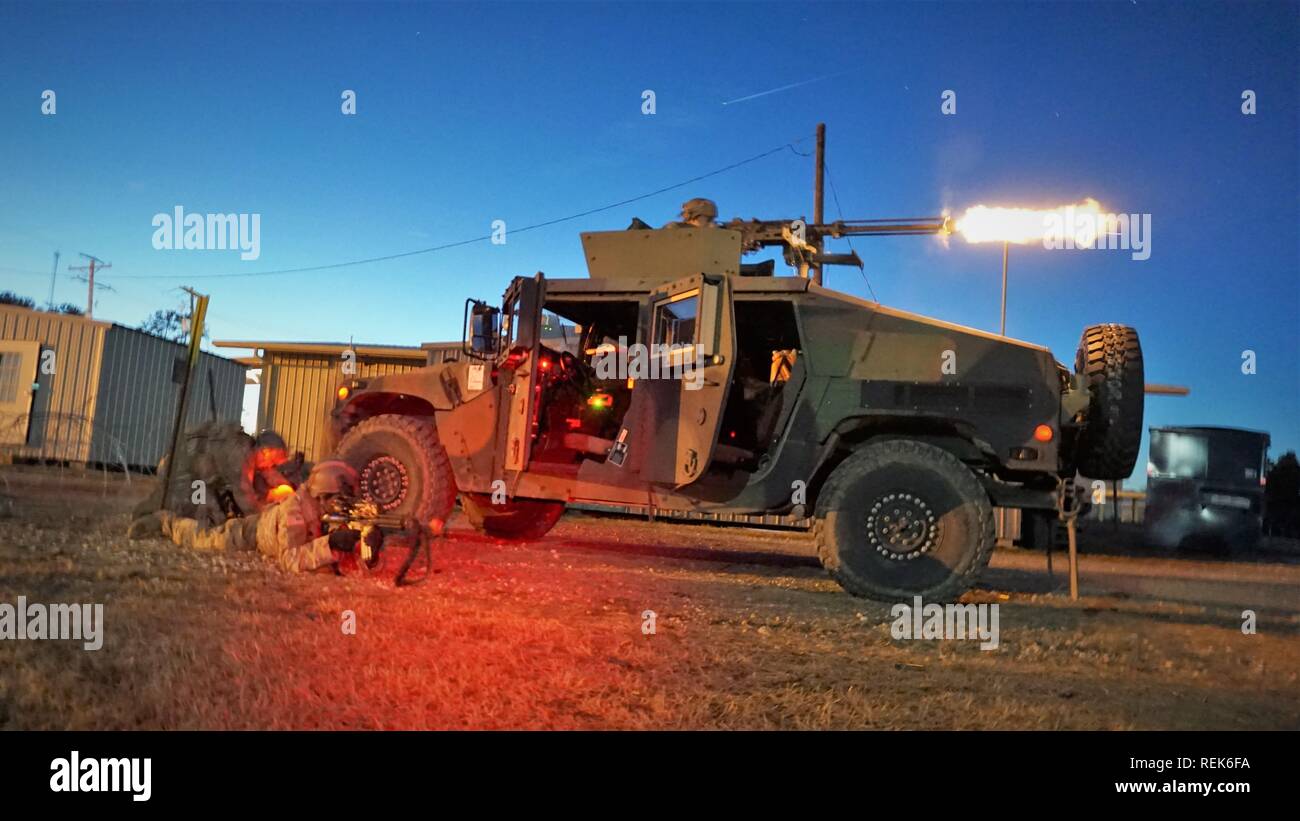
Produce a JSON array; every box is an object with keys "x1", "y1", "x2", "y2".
[{"x1": 463, "y1": 299, "x2": 501, "y2": 359}]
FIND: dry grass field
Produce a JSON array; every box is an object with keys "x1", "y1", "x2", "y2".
[{"x1": 2, "y1": 466, "x2": 1298, "y2": 730}]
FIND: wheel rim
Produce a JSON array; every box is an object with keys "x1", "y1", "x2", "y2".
[
  {"x1": 360, "y1": 455, "x2": 409, "y2": 511},
  {"x1": 867, "y1": 491, "x2": 940, "y2": 561}
]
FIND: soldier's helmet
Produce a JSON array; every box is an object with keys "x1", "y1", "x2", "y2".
[
  {"x1": 680, "y1": 197, "x2": 718, "y2": 224},
  {"x1": 254, "y1": 430, "x2": 287, "y2": 452},
  {"x1": 252, "y1": 429, "x2": 289, "y2": 470},
  {"x1": 306, "y1": 460, "x2": 359, "y2": 497}
]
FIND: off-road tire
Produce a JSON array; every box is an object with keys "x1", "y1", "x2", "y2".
[
  {"x1": 814, "y1": 439, "x2": 995, "y2": 602},
  {"x1": 335, "y1": 414, "x2": 456, "y2": 527},
  {"x1": 1074, "y1": 324, "x2": 1144, "y2": 480},
  {"x1": 460, "y1": 493, "x2": 565, "y2": 540}
]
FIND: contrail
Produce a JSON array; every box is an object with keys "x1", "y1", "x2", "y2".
[{"x1": 721, "y1": 71, "x2": 852, "y2": 106}]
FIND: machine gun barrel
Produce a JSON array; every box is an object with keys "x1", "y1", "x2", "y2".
[
  {"x1": 728, "y1": 215, "x2": 950, "y2": 248},
  {"x1": 727, "y1": 215, "x2": 951, "y2": 271},
  {"x1": 820, "y1": 217, "x2": 951, "y2": 237},
  {"x1": 322, "y1": 511, "x2": 406, "y2": 530}
]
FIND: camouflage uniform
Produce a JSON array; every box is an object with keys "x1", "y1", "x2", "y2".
[
  {"x1": 156, "y1": 483, "x2": 336, "y2": 572},
  {"x1": 129, "y1": 422, "x2": 307, "y2": 536},
  {"x1": 133, "y1": 420, "x2": 255, "y2": 524}
]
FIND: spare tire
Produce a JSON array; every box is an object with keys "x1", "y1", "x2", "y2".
[
  {"x1": 1074, "y1": 323, "x2": 1144, "y2": 480},
  {"x1": 460, "y1": 493, "x2": 565, "y2": 541},
  {"x1": 336, "y1": 414, "x2": 457, "y2": 527}
]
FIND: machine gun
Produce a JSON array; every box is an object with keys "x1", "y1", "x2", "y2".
[
  {"x1": 722, "y1": 216, "x2": 952, "y2": 275},
  {"x1": 321, "y1": 494, "x2": 432, "y2": 584},
  {"x1": 322, "y1": 494, "x2": 404, "y2": 532}
]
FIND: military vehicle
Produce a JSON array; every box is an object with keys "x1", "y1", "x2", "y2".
[
  {"x1": 1144, "y1": 425, "x2": 1269, "y2": 552},
  {"x1": 326, "y1": 212, "x2": 1145, "y2": 601}
]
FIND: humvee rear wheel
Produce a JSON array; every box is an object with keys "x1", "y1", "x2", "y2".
[
  {"x1": 460, "y1": 493, "x2": 565, "y2": 541},
  {"x1": 335, "y1": 414, "x2": 456, "y2": 527},
  {"x1": 815, "y1": 439, "x2": 994, "y2": 602},
  {"x1": 1074, "y1": 323, "x2": 1144, "y2": 480}
]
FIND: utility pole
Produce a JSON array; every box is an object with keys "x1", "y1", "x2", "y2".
[
  {"x1": 158, "y1": 287, "x2": 210, "y2": 513},
  {"x1": 47, "y1": 251, "x2": 60, "y2": 308},
  {"x1": 811, "y1": 122, "x2": 826, "y2": 286},
  {"x1": 999, "y1": 241, "x2": 1009, "y2": 335},
  {"x1": 68, "y1": 253, "x2": 111, "y2": 319}
]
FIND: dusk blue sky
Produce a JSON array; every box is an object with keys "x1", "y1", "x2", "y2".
[{"x1": 1, "y1": 0, "x2": 1296, "y2": 482}]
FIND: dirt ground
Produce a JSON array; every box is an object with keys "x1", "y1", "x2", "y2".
[{"x1": 2, "y1": 467, "x2": 1298, "y2": 730}]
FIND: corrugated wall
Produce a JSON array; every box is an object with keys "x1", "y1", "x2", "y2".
[
  {"x1": 424, "y1": 343, "x2": 461, "y2": 366},
  {"x1": 90, "y1": 326, "x2": 246, "y2": 468},
  {"x1": 0, "y1": 305, "x2": 108, "y2": 462},
  {"x1": 260, "y1": 351, "x2": 426, "y2": 461}
]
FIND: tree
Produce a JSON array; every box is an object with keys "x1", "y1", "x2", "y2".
[
  {"x1": 0, "y1": 291, "x2": 36, "y2": 308},
  {"x1": 1266, "y1": 451, "x2": 1299, "y2": 501},
  {"x1": 0, "y1": 292, "x2": 86, "y2": 316},
  {"x1": 1265, "y1": 451, "x2": 1300, "y2": 537},
  {"x1": 140, "y1": 308, "x2": 209, "y2": 343}
]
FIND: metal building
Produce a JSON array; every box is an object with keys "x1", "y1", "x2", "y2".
[
  {"x1": 0, "y1": 304, "x2": 246, "y2": 470},
  {"x1": 213, "y1": 339, "x2": 461, "y2": 461}
]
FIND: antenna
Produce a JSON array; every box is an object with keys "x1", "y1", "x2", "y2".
[{"x1": 47, "y1": 251, "x2": 60, "y2": 308}]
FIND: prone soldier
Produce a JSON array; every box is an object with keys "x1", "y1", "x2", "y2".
[{"x1": 137, "y1": 460, "x2": 380, "y2": 573}]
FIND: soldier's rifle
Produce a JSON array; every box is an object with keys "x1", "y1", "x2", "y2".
[{"x1": 321, "y1": 495, "x2": 432, "y2": 585}]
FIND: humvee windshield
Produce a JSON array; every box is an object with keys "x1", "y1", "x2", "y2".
[{"x1": 1149, "y1": 429, "x2": 1268, "y2": 488}]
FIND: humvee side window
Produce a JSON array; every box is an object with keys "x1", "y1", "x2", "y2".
[
  {"x1": 505, "y1": 294, "x2": 523, "y2": 348},
  {"x1": 654, "y1": 291, "x2": 699, "y2": 350},
  {"x1": 540, "y1": 309, "x2": 581, "y2": 357}
]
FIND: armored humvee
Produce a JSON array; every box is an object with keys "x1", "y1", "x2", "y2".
[
  {"x1": 327, "y1": 216, "x2": 1144, "y2": 601},
  {"x1": 1144, "y1": 425, "x2": 1269, "y2": 553}
]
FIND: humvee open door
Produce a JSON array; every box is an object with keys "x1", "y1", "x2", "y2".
[
  {"x1": 495, "y1": 273, "x2": 544, "y2": 479},
  {"x1": 637, "y1": 272, "x2": 735, "y2": 486},
  {"x1": 488, "y1": 269, "x2": 735, "y2": 489}
]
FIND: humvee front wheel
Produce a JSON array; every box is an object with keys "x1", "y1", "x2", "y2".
[
  {"x1": 335, "y1": 414, "x2": 456, "y2": 528},
  {"x1": 460, "y1": 493, "x2": 565, "y2": 540},
  {"x1": 815, "y1": 440, "x2": 994, "y2": 602}
]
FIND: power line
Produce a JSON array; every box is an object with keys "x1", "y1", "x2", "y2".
[
  {"x1": 0, "y1": 265, "x2": 56, "y2": 276},
  {"x1": 101, "y1": 136, "x2": 814, "y2": 281},
  {"x1": 824, "y1": 161, "x2": 879, "y2": 304}
]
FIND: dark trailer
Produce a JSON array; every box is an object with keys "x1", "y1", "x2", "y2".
[{"x1": 1144, "y1": 425, "x2": 1270, "y2": 552}]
